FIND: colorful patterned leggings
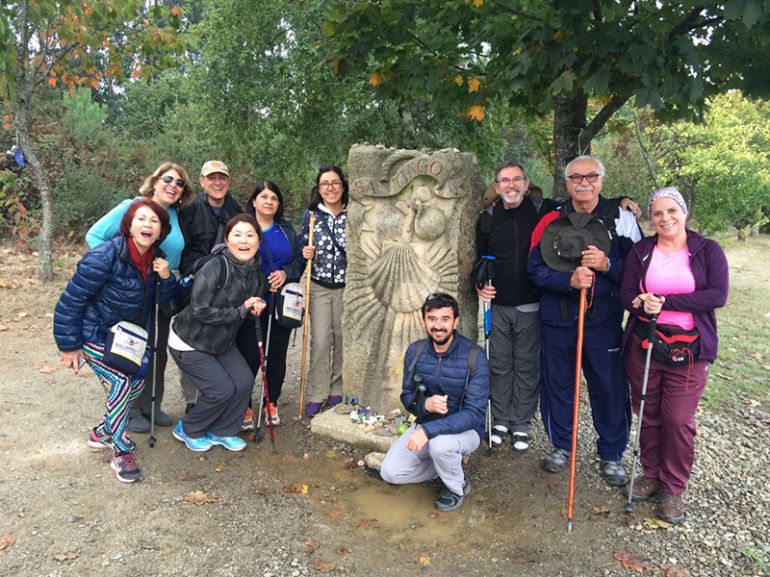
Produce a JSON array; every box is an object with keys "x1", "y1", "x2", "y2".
[{"x1": 83, "y1": 342, "x2": 145, "y2": 453}]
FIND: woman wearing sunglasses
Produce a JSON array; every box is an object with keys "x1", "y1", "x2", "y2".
[{"x1": 86, "y1": 162, "x2": 195, "y2": 433}]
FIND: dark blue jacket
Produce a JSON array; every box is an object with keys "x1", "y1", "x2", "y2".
[
  {"x1": 401, "y1": 333, "x2": 488, "y2": 442},
  {"x1": 53, "y1": 236, "x2": 177, "y2": 352},
  {"x1": 527, "y1": 197, "x2": 640, "y2": 328}
]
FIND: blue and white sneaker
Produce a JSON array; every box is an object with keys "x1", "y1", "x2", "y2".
[
  {"x1": 173, "y1": 421, "x2": 214, "y2": 452},
  {"x1": 206, "y1": 432, "x2": 247, "y2": 452}
]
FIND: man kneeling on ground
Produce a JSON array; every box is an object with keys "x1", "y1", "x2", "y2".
[{"x1": 380, "y1": 293, "x2": 489, "y2": 512}]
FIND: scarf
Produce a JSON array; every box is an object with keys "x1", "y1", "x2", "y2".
[{"x1": 127, "y1": 236, "x2": 154, "y2": 282}]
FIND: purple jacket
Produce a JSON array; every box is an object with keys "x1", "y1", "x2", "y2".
[{"x1": 620, "y1": 230, "x2": 728, "y2": 362}]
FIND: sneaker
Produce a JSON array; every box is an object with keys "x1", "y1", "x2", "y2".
[
  {"x1": 185, "y1": 403, "x2": 195, "y2": 415},
  {"x1": 173, "y1": 420, "x2": 214, "y2": 452},
  {"x1": 305, "y1": 402, "x2": 323, "y2": 418},
  {"x1": 659, "y1": 492, "x2": 685, "y2": 524},
  {"x1": 625, "y1": 476, "x2": 662, "y2": 501},
  {"x1": 489, "y1": 425, "x2": 508, "y2": 447},
  {"x1": 143, "y1": 409, "x2": 173, "y2": 427},
  {"x1": 264, "y1": 402, "x2": 281, "y2": 426},
  {"x1": 110, "y1": 451, "x2": 142, "y2": 483},
  {"x1": 601, "y1": 459, "x2": 628, "y2": 487},
  {"x1": 326, "y1": 395, "x2": 344, "y2": 408},
  {"x1": 511, "y1": 432, "x2": 531, "y2": 453},
  {"x1": 127, "y1": 412, "x2": 150, "y2": 434},
  {"x1": 87, "y1": 428, "x2": 113, "y2": 450},
  {"x1": 241, "y1": 407, "x2": 255, "y2": 431},
  {"x1": 542, "y1": 447, "x2": 571, "y2": 473},
  {"x1": 207, "y1": 432, "x2": 247, "y2": 452},
  {"x1": 435, "y1": 478, "x2": 472, "y2": 512}
]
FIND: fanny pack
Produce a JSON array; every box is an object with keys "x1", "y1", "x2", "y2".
[
  {"x1": 103, "y1": 321, "x2": 149, "y2": 374},
  {"x1": 634, "y1": 319, "x2": 700, "y2": 366},
  {"x1": 274, "y1": 282, "x2": 304, "y2": 329}
]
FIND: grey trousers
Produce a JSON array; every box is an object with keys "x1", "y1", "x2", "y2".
[
  {"x1": 169, "y1": 346, "x2": 253, "y2": 438},
  {"x1": 489, "y1": 305, "x2": 540, "y2": 434},
  {"x1": 179, "y1": 372, "x2": 198, "y2": 405},
  {"x1": 380, "y1": 423, "x2": 480, "y2": 496},
  {"x1": 306, "y1": 281, "x2": 344, "y2": 403}
]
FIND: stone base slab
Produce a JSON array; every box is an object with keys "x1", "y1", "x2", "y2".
[{"x1": 309, "y1": 408, "x2": 398, "y2": 453}]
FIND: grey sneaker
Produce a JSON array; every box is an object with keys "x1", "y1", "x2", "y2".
[
  {"x1": 542, "y1": 447, "x2": 571, "y2": 473},
  {"x1": 127, "y1": 412, "x2": 150, "y2": 434},
  {"x1": 601, "y1": 459, "x2": 628, "y2": 487},
  {"x1": 435, "y1": 478, "x2": 472, "y2": 512}
]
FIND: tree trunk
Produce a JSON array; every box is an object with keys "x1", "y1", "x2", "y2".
[
  {"x1": 16, "y1": 108, "x2": 54, "y2": 281},
  {"x1": 15, "y1": 0, "x2": 54, "y2": 281},
  {"x1": 552, "y1": 93, "x2": 588, "y2": 200}
]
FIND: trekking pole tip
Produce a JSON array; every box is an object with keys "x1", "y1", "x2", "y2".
[
  {"x1": 624, "y1": 502, "x2": 634, "y2": 514},
  {"x1": 567, "y1": 520, "x2": 573, "y2": 533},
  {"x1": 148, "y1": 436, "x2": 156, "y2": 448}
]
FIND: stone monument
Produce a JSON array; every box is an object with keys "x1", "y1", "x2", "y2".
[{"x1": 343, "y1": 144, "x2": 484, "y2": 411}]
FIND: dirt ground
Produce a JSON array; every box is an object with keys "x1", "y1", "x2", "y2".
[{"x1": 0, "y1": 239, "x2": 768, "y2": 577}]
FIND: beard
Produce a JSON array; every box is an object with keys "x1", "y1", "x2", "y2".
[{"x1": 428, "y1": 329, "x2": 454, "y2": 347}]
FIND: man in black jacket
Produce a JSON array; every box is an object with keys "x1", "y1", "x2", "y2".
[{"x1": 476, "y1": 160, "x2": 556, "y2": 453}]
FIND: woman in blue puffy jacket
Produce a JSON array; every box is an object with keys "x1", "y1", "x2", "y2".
[{"x1": 54, "y1": 198, "x2": 177, "y2": 484}]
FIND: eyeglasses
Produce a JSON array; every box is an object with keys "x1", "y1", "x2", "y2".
[
  {"x1": 319, "y1": 180, "x2": 342, "y2": 190},
  {"x1": 160, "y1": 175, "x2": 186, "y2": 188},
  {"x1": 496, "y1": 176, "x2": 527, "y2": 185},
  {"x1": 567, "y1": 173, "x2": 601, "y2": 184}
]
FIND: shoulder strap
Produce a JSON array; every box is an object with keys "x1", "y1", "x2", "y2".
[
  {"x1": 479, "y1": 205, "x2": 494, "y2": 235},
  {"x1": 318, "y1": 212, "x2": 346, "y2": 255},
  {"x1": 601, "y1": 197, "x2": 621, "y2": 240},
  {"x1": 459, "y1": 345, "x2": 480, "y2": 408},
  {"x1": 531, "y1": 195, "x2": 544, "y2": 214},
  {"x1": 406, "y1": 339, "x2": 428, "y2": 388}
]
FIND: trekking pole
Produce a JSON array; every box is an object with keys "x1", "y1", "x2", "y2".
[
  {"x1": 566, "y1": 287, "x2": 587, "y2": 532},
  {"x1": 148, "y1": 278, "x2": 161, "y2": 448},
  {"x1": 481, "y1": 255, "x2": 496, "y2": 453},
  {"x1": 255, "y1": 315, "x2": 276, "y2": 452},
  {"x1": 624, "y1": 313, "x2": 658, "y2": 514},
  {"x1": 255, "y1": 295, "x2": 275, "y2": 443},
  {"x1": 298, "y1": 212, "x2": 315, "y2": 419}
]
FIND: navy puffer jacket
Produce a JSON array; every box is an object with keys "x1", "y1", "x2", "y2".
[
  {"x1": 401, "y1": 333, "x2": 489, "y2": 442},
  {"x1": 53, "y1": 236, "x2": 177, "y2": 352}
]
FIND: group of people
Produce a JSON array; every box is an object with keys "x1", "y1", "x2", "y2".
[
  {"x1": 54, "y1": 160, "x2": 348, "y2": 482},
  {"x1": 428, "y1": 155, "x2": 727, "y2": 520},
  {"x1": 54, "y1": 153, "x2": 728, "y2": 526}
]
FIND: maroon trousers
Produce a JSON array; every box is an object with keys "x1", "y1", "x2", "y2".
[{"x1": 624, "y1": 332, "x2": 710, "y2": 495}]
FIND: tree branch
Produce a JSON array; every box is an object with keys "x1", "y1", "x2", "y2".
[
  {"x1": 488, "y1": 0, "x2": 544, "y2": 22},
  {"x1": 581, "y1": 92, "x2": 630, "y2": 143},
  {"x1": 633, "y1": 111, "x2": 659, "y2": 188}
]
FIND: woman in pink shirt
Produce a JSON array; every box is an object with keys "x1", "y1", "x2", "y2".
[{"x1": 620, "y1": 187, "x2": 728, "y2": 524}]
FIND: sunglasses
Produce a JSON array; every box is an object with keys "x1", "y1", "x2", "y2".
[{"x1": 160, "y1": 175, "x2": 186, "y2": 188}]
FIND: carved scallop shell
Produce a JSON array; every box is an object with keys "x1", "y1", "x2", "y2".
[{"x1": 368, "y1": 244, "x2": 440, "y2": 313}]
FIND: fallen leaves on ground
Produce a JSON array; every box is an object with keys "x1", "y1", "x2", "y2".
[
  {"x1": 310, "y1": 559, "x2": 335, "y2": 573},
  {"x1": 356, "y1": 518, "x2": 379, "y2": 529},
  {"x1": 0, "y1": 279, "x2": 19, "y2": 289},
  {"x1": 282, "y1": 483, "x2": 309, "y2": 496},
  {"x1": 305, "y1": 539, "x2": 320, "y2": 553},
  {"x1": 38, "y1": 364, "x2": 56, "y2": 374},
  {"x1": 613, "y1": 549, "x2": 653, "y2": 573},
  {"x1": 336, "y1": 545, "x2": 350, "y2": 556},
  {"x1": 418, "y1": 554, "x2": 431, "y2": 566},
  {"x1": 51, "y1": 549, "x2": 80, "y2": 562},
  {"x1": 0, "y1": 534, "x2": 15, "y2": 551},
  {"x1": 328, "y1": 509, "x2": 343, "y2": 519},
  {"x1": 0, "y1": 325, "x2": 8, "y2": 332},
  {"x1": 643, "y1": 517, "x2": 673, "y2": 530},
  {"x1": 660, "y1": 565, "x2": 692, "y2": 577},
  {"x1": 183, "y1": 490, "x2": 217, "y2": 505},
  {"x1": 592, "y1": 505, "x2": 611, "y2": 515},
  {"x1": 326, "y1": 450, "x2": 337, "y2": 458},
  {"x1": 343, "y1": 458, "x2": 356, "y2": 469}
]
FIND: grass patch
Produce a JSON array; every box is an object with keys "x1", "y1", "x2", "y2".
[{"x1": 701, "y1": 234, "x2": 770, "y2": 409}]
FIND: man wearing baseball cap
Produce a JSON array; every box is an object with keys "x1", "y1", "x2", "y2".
[{"x1": 177, "y1": 160, "x2": 243, "y2": 412}]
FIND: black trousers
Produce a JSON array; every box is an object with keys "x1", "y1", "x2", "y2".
[
  {"x1": 236, "y1": 312, "x2": 293, "y2": 404},
  {"x1": 137, "y1": 312, "x2": 171, "y2": 415}
]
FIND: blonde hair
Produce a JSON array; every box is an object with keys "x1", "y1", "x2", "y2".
[{"x1": 138, "y1": 162, "x2": 195, "y2": 208}]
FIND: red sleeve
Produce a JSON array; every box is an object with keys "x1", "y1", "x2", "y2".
[{"x1": 530, "y1": 209, "x2": 560, "y2": 251}]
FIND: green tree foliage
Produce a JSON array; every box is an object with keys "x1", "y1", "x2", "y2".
[
  {"x1": 0, "y1": 0, "x2": 185, "y2": 279},
  {"x1": 657, "y1": 92, "x2": 770, "y2": 239},
  {"x1": 320, "y1": 0, "x2": 770, "y2": 198}
]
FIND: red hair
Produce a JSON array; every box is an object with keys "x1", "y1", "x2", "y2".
[{"x1": 119, "y1": 198, "x2": 171, "y2": 246}]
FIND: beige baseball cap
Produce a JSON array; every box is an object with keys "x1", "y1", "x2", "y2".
[{"x1": 200, "y1": 160, "x2": 230, "y2": 177}]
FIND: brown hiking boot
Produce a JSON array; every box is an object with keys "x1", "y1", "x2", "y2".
[
  {"x1": 626, "y1": 477, "x2": 662, "y2": 501},
  {"x1": 659, "y1": 492, "x2": 685, "y2": 524}
]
